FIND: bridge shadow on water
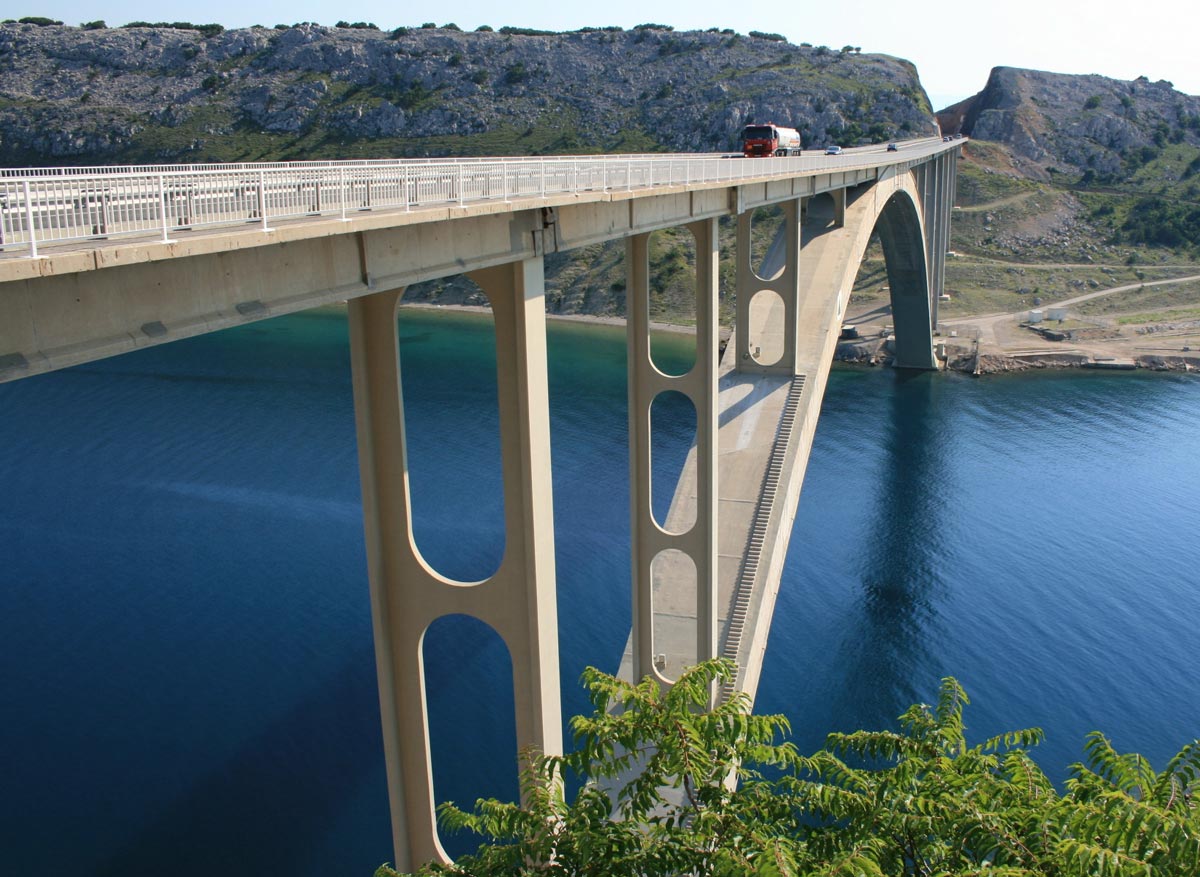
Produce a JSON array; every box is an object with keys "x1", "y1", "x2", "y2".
[
  {"x1": 826, "y1": 368, "x2": 950, "y2": 733},
  {"x1": 93, "y1": 647, "x2": 390, "y2": 877}
]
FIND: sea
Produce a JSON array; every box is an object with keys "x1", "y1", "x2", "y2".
[{"x1": 2, "y1": 306, "x2": 1198, "y2": 875}]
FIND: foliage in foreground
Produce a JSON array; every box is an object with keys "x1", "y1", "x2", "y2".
[{"x1": 379, "y1": 659, "x2": 1200, "y2": 876}]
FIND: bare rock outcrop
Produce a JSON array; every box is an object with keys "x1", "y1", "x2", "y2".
[{"x1": 0, "y1": 21, "x2": 937, "y2": 165}]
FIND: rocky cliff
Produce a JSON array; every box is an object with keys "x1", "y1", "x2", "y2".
[
  {"x1": 0, "y1": 21, "x2": 936, "y2": 166},
  {"x1": 939, "y1": 66, "x2": 1200, "y2": 181},
  {"x1": 932, "y1": 67, "x2": 1200, "y2": 317}
]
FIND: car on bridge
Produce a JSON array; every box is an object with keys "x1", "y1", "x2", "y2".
[
  {"x1": 887, "y1": 142, "x2": 899, "y2": 152},
  {"x1": 825, "y1": 145, "x2": 843, "y2": 155}
]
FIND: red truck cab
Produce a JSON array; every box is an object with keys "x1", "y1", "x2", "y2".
[{"x1": 741, "y1": 123, "x2": 802, "y2": 157}]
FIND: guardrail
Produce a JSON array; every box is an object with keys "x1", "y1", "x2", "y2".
[{"x1": 0, "y1": 141, "x2": 954, "y2": 258}]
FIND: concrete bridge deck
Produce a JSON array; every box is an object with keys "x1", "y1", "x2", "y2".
[{"x1": 0, "y1": 141, "x2": 955, "y2": 383}]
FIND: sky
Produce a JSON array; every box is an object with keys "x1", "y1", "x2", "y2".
[{"x1": 18, "y1": 0, "x2": 1200, "y2": 110}]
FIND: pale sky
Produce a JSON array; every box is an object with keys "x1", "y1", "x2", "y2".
[{"x1": 17, "y1": 0, "x2": 1200, "y2": 109}]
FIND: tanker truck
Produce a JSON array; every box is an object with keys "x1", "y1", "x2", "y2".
[{"x1": 741, "y1": 123, "x2": 803, "y2": 157}]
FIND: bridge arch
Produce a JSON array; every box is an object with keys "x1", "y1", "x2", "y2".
[
  {"x1": 872, "y1": 186, "x2": 937, "y2": 370},
  {"x1": 828, "y1": 170, "x2": 938, "y2": 370}
]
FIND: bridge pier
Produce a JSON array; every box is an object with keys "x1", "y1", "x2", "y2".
[
  {"x1": 347, "y1": 257, "x2": 562, "y2": 869},
  {"x1": 875, "y1": 187, "x2": 939, "y2": 371},
  {"x1": 625, "y1": 220, "x2": 720, "y2": 692},
  {"x1": 735, "y1": 198, "x2": 803, "y2": 376},
  {"x1": 918, "y1": 150, "x2": 957, "y2": 328}
]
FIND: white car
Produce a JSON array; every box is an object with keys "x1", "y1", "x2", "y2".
[{"x1": 825, "y1": 145, "x2": 843, "y2": 155}]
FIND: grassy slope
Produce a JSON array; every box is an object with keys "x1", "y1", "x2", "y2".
[{"x1": 927, "y1": 140, "x2": 1198, "y2": 320}]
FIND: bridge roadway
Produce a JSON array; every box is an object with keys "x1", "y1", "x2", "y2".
[
  {"x1": 0, "y1": 138, "x2": 961, "y2": 868},
  {"x1": 0, "y1": 141, "x2": 954, "y2": 383}
]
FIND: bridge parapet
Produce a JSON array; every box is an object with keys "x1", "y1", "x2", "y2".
[{"x1": 0, "y1": 140, "x2": 959, "y2": 260}]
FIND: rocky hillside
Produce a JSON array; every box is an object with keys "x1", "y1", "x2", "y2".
[
  {"x1": 0, "y1": 21, "x2": 936, "y2": 165},
  {"x1": 939, "y1": 66, "x2": 1200, "y2": 184},
  {"x1": 921, "y1": 67, "x2": 1200, "y2": 319}
]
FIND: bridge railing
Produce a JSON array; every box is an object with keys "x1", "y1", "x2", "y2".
[{"x1": 0, "y1": 143, "x2": 952, "y2": 257}]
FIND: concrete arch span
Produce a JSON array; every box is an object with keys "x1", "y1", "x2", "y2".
[
  {"x1": 723, "y1": 169, "x2": 941, "y2": 702},
  {"x1": 801, "y1": 167, "x2": 937, "y2": 371}
]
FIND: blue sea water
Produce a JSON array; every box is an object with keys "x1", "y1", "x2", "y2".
[{"x1": 1, "y1": 307, "x2": 1198, "y2": 875}]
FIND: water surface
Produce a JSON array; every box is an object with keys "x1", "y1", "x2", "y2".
[{"x1": 2, "y1": 308, "x2": 1198, "y2": 874}]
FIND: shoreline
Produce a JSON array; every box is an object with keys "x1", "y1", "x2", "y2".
[
  {"x1": 391, "y1": 301, "x2": 1199, "y2": 376},
  {"x1": 837, "y1": 336, "x2": 1200, "y2": 375},
  {"x1": 398, "y1": 301, "x2": 726, "y2": 339}
]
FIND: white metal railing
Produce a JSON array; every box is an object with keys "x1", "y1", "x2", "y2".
[{"x1": 0, "y1": 139, "x2": 957, "y2": 258}]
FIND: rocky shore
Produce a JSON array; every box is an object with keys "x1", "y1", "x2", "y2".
[{"x1": 834, "y1": 327, "x2": 1200, "y2": 375}]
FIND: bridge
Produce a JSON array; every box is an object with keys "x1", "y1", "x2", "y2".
[{"x1": 0, "y1": 137, "x2": 961, "y2": 868}]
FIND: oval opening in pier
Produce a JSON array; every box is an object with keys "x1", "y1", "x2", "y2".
[
  {"x1": 397, "y1": 297, "x2": 505, "y2": 582},
  {"x1": 749, "y1": 204, "x2": 786, "y2": 282},
  {"x1": 424, "y1": 614, "x2": 518, "y2": 860},
  {"x1": 650, "y1": 549, "x2": 698, "y2": 683},
  {"x1": 650, "y1": 390, "x2": 697, "y2": 534},
  {"x1": 747, "y1": 290, "x2": 786, "y2": 367},
  {"x1": 646, "y1": 228, "x2": 697, "y2": 377}
]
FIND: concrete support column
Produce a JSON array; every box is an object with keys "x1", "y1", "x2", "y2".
[
  {"x1": 936, "y1": 151, "x2": 957, "y2": 327},
  {"x1": 348, "y1": 257, "x2": 562, "y2": 871},
  {"x1": 735, "y1": 199, "x2": 803, "y2": 376},
  {"x1": 468, "y1": 258, "x2": 563, "y2": 776},
  {"x1": 626, "y1": 221, "x2": 719, "y2": 690},
  {"x1": 933, "y1": 154, "x2": 946, "y2": 325},
  {"x1": 922, "y1": 153, "x2": 954, "y2": 329},
  {"x1": 918, "y1": 161, "x2": 936, "y2": 327}
]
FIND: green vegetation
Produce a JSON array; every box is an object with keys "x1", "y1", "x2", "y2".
[
  {"x1": 17, "y1": 16, "x2": 62, "y2": 26},
  {"x1": 947, "y1": 132, "x2": 1199, "y2": 309},
  {"x1": 1074, "y1": 280, "x2": 1200, "y2": 316},
  {"x1": 121, "y1": 20, "x2": 224, "y2": 38},
  {"x1": 931, "y1": 257, "x2": 1197, "y2": 317},
  {"x1": 953, "y1": 155, "x2": 1041, "y2": 208},
  {"x1": 381, "y1": 659, "x2": 1200, "y2": 877},
  {"x1": 1115, "y1": 306, "x2": 1200, "y2": 325},
  {"x1": 502, "y1": 62, "x2": 531, "y2": 85},
  {"x1": 498, "y1": 26, "x2": 557, "y2": 36},
  {"x1": 1118, "y1": 196, "x2": 1200, "y2": 250}
]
